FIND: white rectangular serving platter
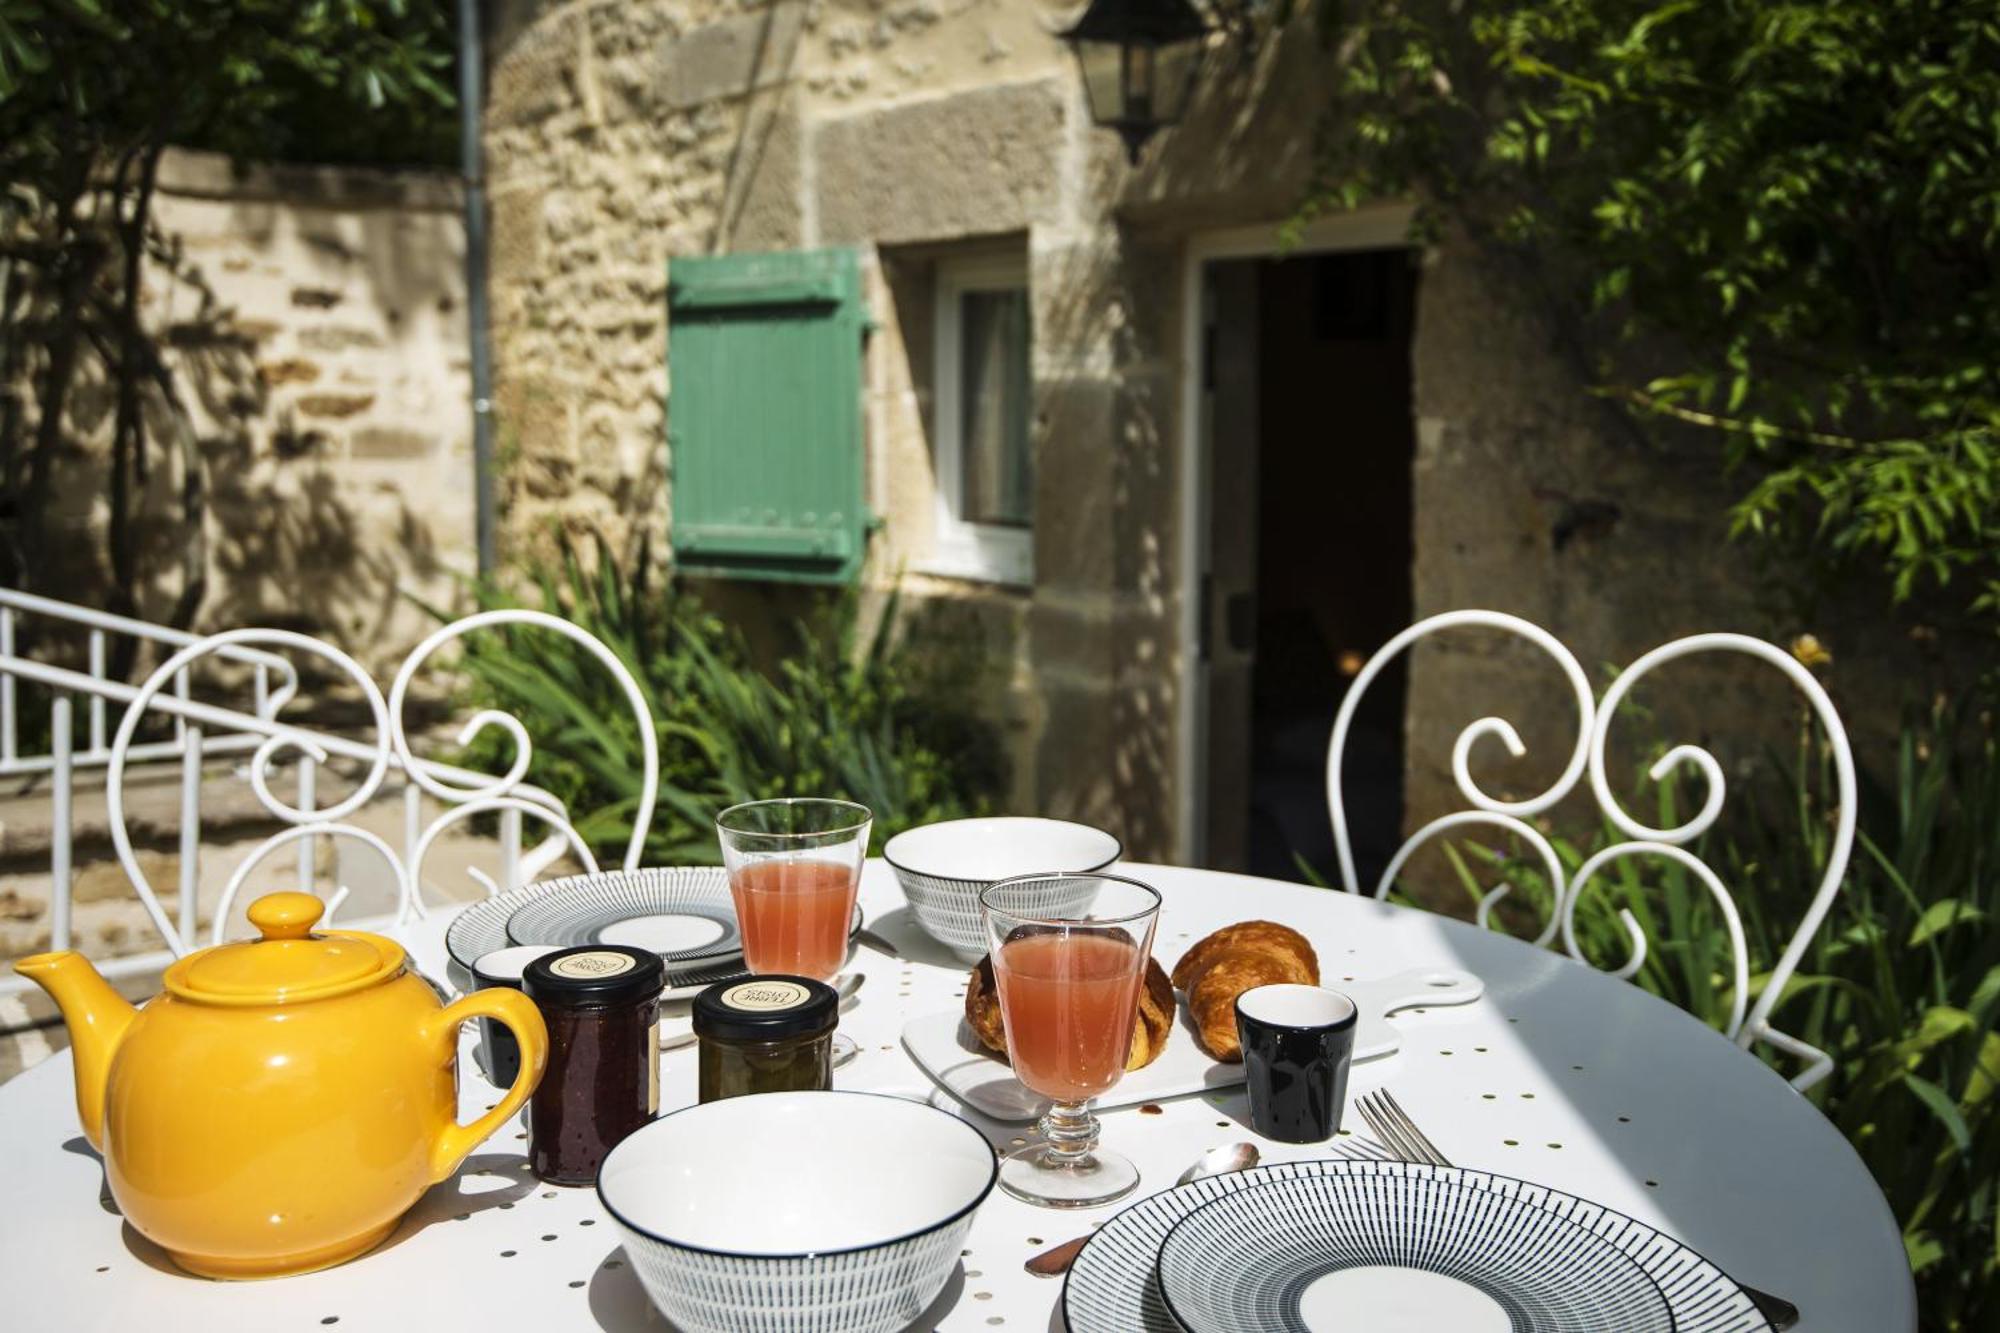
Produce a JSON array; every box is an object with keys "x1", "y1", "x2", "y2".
[{"x1": 901, "y1": 967, "x2": 1482, "y2": 1122}]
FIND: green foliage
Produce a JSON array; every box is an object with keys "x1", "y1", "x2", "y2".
[
  {"x1": 0, "y1": 0, "x2": 454, "y2": 170},
  {"x1": 1305, "y1": 0, "x2": 2000, "y2": 623},
  {"x1": 1406, "y1": 696, "x2": 1998, "y2": 1327},
  {"x1": 433, "y1": 537, "x2": 1004, "y2": 865},
  {"x1": 0, "y1": 0, "x2": 456, "y2": 626}
]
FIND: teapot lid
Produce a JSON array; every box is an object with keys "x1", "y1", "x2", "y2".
[{"x1": 168, "y1": 893, "x2": 407, "y2": 1005}]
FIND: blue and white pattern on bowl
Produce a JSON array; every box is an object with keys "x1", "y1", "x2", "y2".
[
  {"x1": 883, "y1": 817, "x2": 1122, "y2": 961},
  {"x1": 597, "y1": 1091, "x2": 998, "y2": 1333},
  {"x1": 1063, "y1": 1158, "x2": 1772, "y2": 1333},
  {"x1": 610, "y1": 1212, "x2": 974, "y2": 1333}
]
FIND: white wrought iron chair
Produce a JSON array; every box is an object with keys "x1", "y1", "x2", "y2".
[
  {"x1": 1326, "y1": 610, "x2": 1854, "y2": 1091},
  {"x1": 98, "y1": 610, "x2": 660, "y2": 959}
]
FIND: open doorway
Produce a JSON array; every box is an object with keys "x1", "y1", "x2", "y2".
[{"x1": 1193, "y1": 246, "x2": 1419, "y2": 882}]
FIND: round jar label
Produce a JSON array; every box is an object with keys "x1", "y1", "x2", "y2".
[
  {"x1": 549, "y1": 950, "x2": 638, "y2": 980},
  {"x1": 722, "y1": 980, "x2": 810, "y2": 1011}
]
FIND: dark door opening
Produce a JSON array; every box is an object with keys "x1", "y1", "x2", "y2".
[{"x1": 1201, "y1": 247, "x2": 1418, "y2": 883}]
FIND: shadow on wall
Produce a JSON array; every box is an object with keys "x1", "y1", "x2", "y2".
[
  {"x1": 1028, "y1": 188, "x2": 1179, "y2": 856},
  {"x1": 1000, "y1": 21, "x2": 1374, "y2": 859},
  {"x1": 29, "y1": 199, "x2": 450, "y2": 677}
]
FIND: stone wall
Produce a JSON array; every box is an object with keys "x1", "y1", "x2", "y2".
[
  {"x1": 481, "y1": 0, "x2": 1128, "y2": 829},
  {"x1": 480, "y1": 1, "x2": 1976, "y2": 866},
  {"x1": 35, "y1": 148, "x2": 475, "y2": 673},
  {"x1": 1401, "y1": 232, "x2": 1978, "y2": 846}
]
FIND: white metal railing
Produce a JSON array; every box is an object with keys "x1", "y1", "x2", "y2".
[
  {"x1": 0, "y1": 592, "x2": 660, "y2": 1001},
  {"x1": 0, "y1": 586, "x2": 301, "y2": 776},
  {"x1": 1326, "y1": 612, "x2": 1854, "y2": 1091}
]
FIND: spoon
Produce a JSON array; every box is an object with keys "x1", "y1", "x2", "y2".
[{"x1": 1023, "y1": 1142, "x2": 1261, "y2": 1277}]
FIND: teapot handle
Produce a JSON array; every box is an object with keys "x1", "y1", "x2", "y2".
[{"x1": 424, "y1": 987, "x2": 550, "y2": 1184}]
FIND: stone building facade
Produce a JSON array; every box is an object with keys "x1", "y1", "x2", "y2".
[{"x1": 480, "y1": 0, "x2": 1968, "y2": 872}]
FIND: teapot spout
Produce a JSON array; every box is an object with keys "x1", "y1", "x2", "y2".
[{"x1": 13, "y1": 951, "x2": 136, "y2": 1152}]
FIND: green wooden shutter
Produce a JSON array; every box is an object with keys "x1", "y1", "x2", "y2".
[{"x1": 667, "y1": 248, "x2": 870, "y2": 584}]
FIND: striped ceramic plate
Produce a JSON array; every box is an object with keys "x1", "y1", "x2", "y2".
[
  {"x1": 504, "y1": 869, "x2": 743, "y2": 959},
  {"x1": 1064, "y1": 1159, "x2": 1771, "y2": 1333},
  {"x1": 445, "y1": 867, "x2": 862, "y2": 994},
  {"x1": 448, "y1": 868, "x2": 739, "y2": 983}
]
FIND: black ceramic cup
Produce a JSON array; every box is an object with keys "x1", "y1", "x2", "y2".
[
  {"x1": 470, "y1": 944, "x2": 559, "y2": 1086},
  {"x1": 1235, "y1": 984, "x2": 1358, "y2": 1143}
]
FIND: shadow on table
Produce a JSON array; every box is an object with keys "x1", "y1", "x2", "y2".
[
  {"x1": 71, "y1": 1133, "x2": 540, "y2": 1269},
  {"x1": 61, "y1": 1133, "x2": 191, "y2": 1280},
  {"x1": 862, "y1": 906, "x2": 970, "y2": 970},
  {"x1": 60, "y1": 1134, "x2": 122, "y2": 1219},
  {"x1": 374, "y1": 1151, "x2": 543, "y2": 1257},
  {"x1": 586, "y1": 1247, "x2": 967, "y2": 1332},
  {"x1": 1416, "y1": 915, "x2": 1888, "y2": 1319},
  {"x1": 119, "y1": 1220, "x2": 184, "y2": 1275}
]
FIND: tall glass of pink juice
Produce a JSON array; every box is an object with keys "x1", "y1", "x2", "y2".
[
  {"x1": 716, "y1": 799, "x2": 872, "y2": 1067},
  {"x1": 980, "y1": 872, "x2": 1162, "y2": 1209},
  {"x1": 729, "y1": 858, "x2": 856, "y2": 979}
]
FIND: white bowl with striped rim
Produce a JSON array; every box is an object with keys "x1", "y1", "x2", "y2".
[
  {"x1": 596, "y1": 1091, "x2": 997, "y2": 1333},
  {"x1": 882, "y1": 817, "x2": 1122, "y2": 961}
]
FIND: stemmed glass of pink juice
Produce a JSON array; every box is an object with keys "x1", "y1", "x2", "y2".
[
  {"x1": 716, "y1": 799, "x2": 872, "y2": 1068},
  {"x1": 979, "y1": 872, "x2": 1162, "y2": 1208}
]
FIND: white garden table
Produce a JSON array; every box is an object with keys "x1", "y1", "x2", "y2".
[{"x1": 0, "y1": 860, "x2": 1915, "y2": 1331}]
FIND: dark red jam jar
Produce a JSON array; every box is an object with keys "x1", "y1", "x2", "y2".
[{"x1": 523, "y1": 945, "x2": 665, "y2": 1185}]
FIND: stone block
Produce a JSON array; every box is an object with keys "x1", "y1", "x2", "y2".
[
  {"x1": 297, "y1": 326, "x2": 385, "y2": 352},
  {"x1": 350, "y1": 426, "x2": 434, "y2": 459},
  {"x1": 295, "y1": 392, "x2": 375, "y2": 420},
  {"x1": 487, "y1": 184, "x2": 545, "y2": 288},
  {"x1": 230, "y1": 318, "x2": 283, "y2": 344},
  {"x1": 1109, "y1": 368, "x2": 1176, "y2": 604},
  {"x1": 1108, "y1": 659, "x2": 1177, "y2": 861},
  {"x1": 659, "y1": 2, "x2": 807, "y2": 110},
  {"x1": 290, "y1": 286, "x2": 343, "y2": 309},
  {"x1": 489, "y1": 12, "x2": 583, "y2": 128},
  {"x1": 1030, "y1": 374, "x2": 1118, "y2": 594},
  {"x1": 722, "y1": 95, "x2": 806, "y2": 252},
  {"x1": 1030, "y1": 676, "x2": 1122, "y2": 833},
  {"x1": 258, "y1": 358, "x2": 322, "y2": 387},
  {"x1": 1027, "y1": 595, "x2": 1115, "y2": 679},
  {"x1": 814, "y1": 77, "x2": 1067, "y2": 246}
]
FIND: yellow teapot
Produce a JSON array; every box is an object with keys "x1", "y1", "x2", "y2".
[{"x1": 14, "y1": 891, "x2": 548, "y2": 1279}]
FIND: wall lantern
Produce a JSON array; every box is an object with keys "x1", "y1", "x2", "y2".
[{"x1": 1059, "y1": 0, "x2": 1212, "y2": 164}]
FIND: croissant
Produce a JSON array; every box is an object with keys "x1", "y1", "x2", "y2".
[
  {"x1": 1171, "y1": 921, "x2": 1319, "y2": 1062},
  {"x1": 964, "y1": 953, "x2": 1175, "y2": 1072}
]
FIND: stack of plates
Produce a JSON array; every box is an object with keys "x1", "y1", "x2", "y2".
[
  {"x1": 1064, "y1": 1159, "x2": 1773, "y2": 1333},
  {"x1": 445, "y1": 867, "x2": 861, "y2": 1000}
]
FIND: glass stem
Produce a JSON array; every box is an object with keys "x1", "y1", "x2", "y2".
[{"x1": 1040, "y1": 1100, "x2": 1099, "y2": 1167}]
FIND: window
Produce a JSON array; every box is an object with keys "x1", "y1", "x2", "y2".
[{"x1": 928, "y1": 254, "x2": 1033, "y2": 585}]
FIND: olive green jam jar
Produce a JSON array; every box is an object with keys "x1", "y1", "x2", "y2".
[{"x1": 693, "y1": 975, "x2": 839, "y2": 1102}]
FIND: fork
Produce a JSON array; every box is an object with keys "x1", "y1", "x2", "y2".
[
  {"x1": 1354, "y1": 1088, "x2": 1800, "y2": 1331},
  {"x1": 1355, "y1": 1089, "x2": 1449, "y2": 1167}
]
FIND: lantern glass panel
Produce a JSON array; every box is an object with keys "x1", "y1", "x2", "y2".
[
  {"x1": 1072, "y1": 37, "x2": 1126, "y2": 126},
  {"x1": 1149, "y1": 35, "x2": 1203, "y2": 123}
]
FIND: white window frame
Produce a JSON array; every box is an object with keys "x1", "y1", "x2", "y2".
[{"x1": 923, "y1": 254, "x2": 1034, "y2": 586}]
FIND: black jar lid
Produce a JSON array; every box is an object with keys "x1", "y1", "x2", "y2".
[
  {"x1": 524, "y1": 946, "x2": 665, "y2": 1009},
  {"x1": 693, "y1": 975, "x2": 838, "y2": 1042}
]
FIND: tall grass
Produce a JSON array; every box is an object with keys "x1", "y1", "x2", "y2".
[
  {"x1": 430, "y1": 536, "x2": 1003, "y2": 863},
  {"x1": 1423, "y1": 697, "x2": 1998, "y2": 1327}
]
